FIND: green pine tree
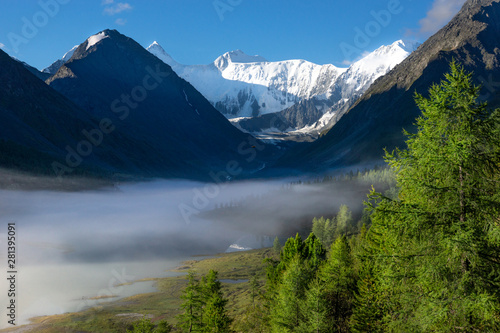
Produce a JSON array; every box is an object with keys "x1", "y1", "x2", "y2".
[
  {"x1": 127, "y1": 316, "x2": 155, "y2": 333},
  {"x1": 266, "y1": 233, "x2": 329, "y2": 332},
  {"x1": 312, "y1": 217, "x2": 337, "y2": 247},
  {"x1": 303, "y1": 233, "x2": 327, "y2": 271},
  {"x1": 234, "y1": 275, "x2": 269, "y2": 332},
  {"x1": 350, "y1": 263, "x2": 385, "y2": 333},
  {"x1": 280, "y1": 233, "x2": 305, "y2": 265}
]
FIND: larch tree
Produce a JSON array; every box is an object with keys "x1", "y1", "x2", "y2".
[
  {"x1": 178, "y1": 271, "x2": 204, "y2": 333},
  {"x1": 201, "y1": 270, "x2": 232, "y2": 333},
  {"x1": 362, "y1": 61, "x2": 500, "y2": 331}
]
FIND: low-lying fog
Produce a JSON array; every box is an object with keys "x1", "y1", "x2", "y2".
[{"x1": 0, "y1": 176, "x2": 371, "y2": 328}]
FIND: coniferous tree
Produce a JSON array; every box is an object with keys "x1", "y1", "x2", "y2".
[
  {"x1": 127, "y1": 316, "x2": 155, "y2": 333},
  {"x1": 319, "y1": 236, "x2": 357, "y2": 332},
  {"x1": 201, "y1": 270, "x2": 232, "y2": 333},
  {"x1": 301, "y1": 278, "x2": 329, "y2": 333},
  {"x1": 363, "y1": 61, "x2": 500, "y2": 331},
  {"x1": 304, "y1": 233, "x2": 327, "y2": 271},
  {"x1": 235, "y1": 275, "x2": 269, "y2": 332},
  {"x1": 350, "y1": 263, "x2": 385, "y2": 333},
  {"x1": 312, "y1": 217, "x2": 337, "y2": 247},
  {"x1": 155, "y1": 321, "x2": 173, "y2": 333},
  {"x1": 203, "y1": 293, "x2": 232, "y2": 333},
  {"x1": 312, "y1": 217, "x2": 326, "y2": 245},
  {"x1": 178, "y1": 272, "x2": 204, "y2": 333},
  {"x1": 335, "y1": 205, "x2": 352, "y2": 237},
  {"x1": 271, "y1": 257, "x2": 310, "y2": 332},
  {"x1": 324, "y1": 218, "x2": 337, "y2": 247},
  {"x1": 280, "y1": 233, "x2": 305, "y2": 265},
  {"x1": 127, "y1": 316, "x2": 172, "y2": 333},
  {"x1": 266, "y1": 232, "x2": 327, "y2": 332}
]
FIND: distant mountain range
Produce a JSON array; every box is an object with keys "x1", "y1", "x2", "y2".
[
  {"x1": 147, "y1": 44, "x2": 345, "y2": 119},
  {"x1": 147, "y1": 40, "x2": 418, "y2": 140},
  {"x1": 231, "y1": 40, "x2": 419, "y2": 141},
  {"x1": 45, "y1": 39, "x2": 417, "y2": 140}
]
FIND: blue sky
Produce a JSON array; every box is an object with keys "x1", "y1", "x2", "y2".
[{"x1": 0, "y1": 0, "x2": 466, "y2": 70}]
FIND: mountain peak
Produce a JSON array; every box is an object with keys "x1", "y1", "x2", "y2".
[
  {"x1": 45, "y1": 30, "x2": 265, "y2": 179},
  {"x1": 369, "y1": 40, "x2": 419, "y2": 58},
  {"x1": 146, "y1": 41, "x2": 179, "y2": 68},
  {"x1": 214, "y1": 50, "x2": 267, "y2": 70},
  {"x1": 391, "y1": 40, "x2": 420, "y2": 53},
  {"x1": 346, "y1": 40, "x2": 418, "y2": 77},
  {"x1": 42, "y1": 44, "x2": 79, "y2": 74},
  {"x1": 82, "y1": 29, "x2": 127, "y2": 51},
  {"x1": 147, "y1": 41, "x2": 167, "y2": 53}
]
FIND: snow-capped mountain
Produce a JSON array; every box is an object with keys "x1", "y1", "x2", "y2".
[
  {"x1": 336, "y1": 39, "x2": 418, "y2": 98},
  {"x1": 42, "y1": 45, "x2": 78, "y2": 74},
  {"x1": 147, "y1": 42, "x2": 347, "y2": 118},
  {"x1": 148, "y1": 40, "x2": 418, "y2": 138},
  {"x1": 230, "y1": 40, "x2": 420, "y2": 139}
]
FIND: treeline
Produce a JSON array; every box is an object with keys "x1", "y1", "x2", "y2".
[{"x1": 129, "y1": 63, "x2": 500, "y2": 332}]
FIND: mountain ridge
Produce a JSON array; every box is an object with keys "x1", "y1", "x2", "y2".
[{"x1": 39, "y1": 37, "x2": 418, "y2": 141}]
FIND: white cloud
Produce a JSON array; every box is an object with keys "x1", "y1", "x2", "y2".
[
  {"x1": 103, "y1": 2, "x2": 132, "y2": 16},
  {"x1": 115, "y1": 18, "x2": 127, "y2": 26},
  {"x1": 0, "y1": 43, "x2": 5, "y2": 49},
  {"x1": 413, "y1": 0, "x2": 466, "y2": 37}
]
